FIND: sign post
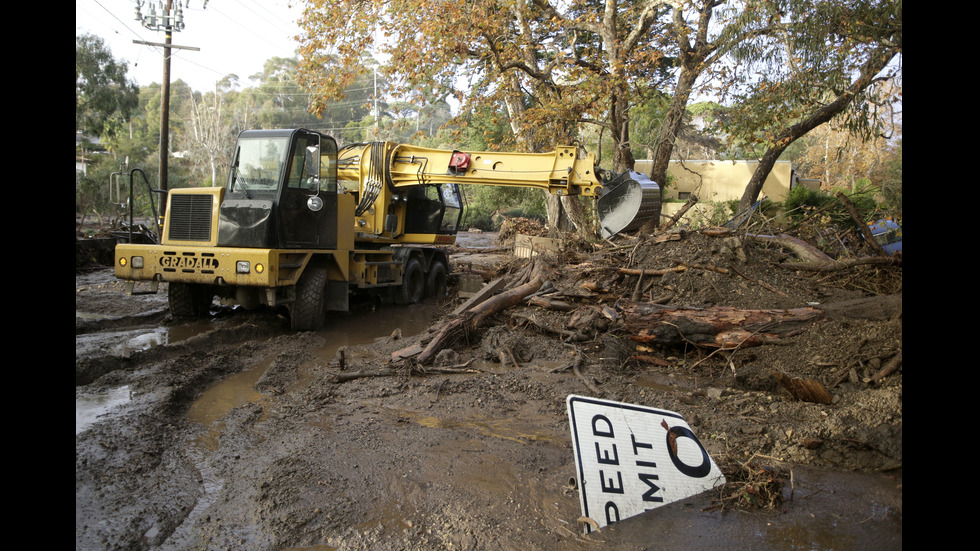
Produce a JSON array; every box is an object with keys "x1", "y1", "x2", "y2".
[{"x1": 566, "y1": 395, "x2": 726, "y2": 532}]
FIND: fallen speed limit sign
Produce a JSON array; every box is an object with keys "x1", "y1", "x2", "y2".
[{"x1": 566, "y1": 395, "x2": 726, "y2": 531}]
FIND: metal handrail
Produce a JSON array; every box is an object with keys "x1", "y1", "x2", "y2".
[{"x1": 127, "y1": 169, "x2": 167, "y2": 243}]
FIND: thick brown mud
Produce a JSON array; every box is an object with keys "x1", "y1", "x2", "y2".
[{"x1": 76, "y1": 231, "x2": 901, "y2": 550}]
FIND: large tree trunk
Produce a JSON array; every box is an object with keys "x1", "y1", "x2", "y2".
[
  {"x1": 648, "y1": 2, "x2": 722, "y2": 186},
  {"x1": 610, "y1": 90, "x2": 634, "y2": 173},
  {"x1": 649, "y1": 67, "x2": 698, "y2": 185}
]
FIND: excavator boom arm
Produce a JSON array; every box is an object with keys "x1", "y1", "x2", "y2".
[
  {"x1": 338, "y1": 142, "x2": 604, "y2": 197},
  {"x1": 337, "y1": 140, "x2": 660, "y2": 239}
]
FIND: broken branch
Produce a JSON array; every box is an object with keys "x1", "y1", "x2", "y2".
[
  {"x1": 870, "y1": 351, "x2": 902, "y2": 384},
  {"x1": 418, "y1": 261, "x2": 547, "y2": 364}
]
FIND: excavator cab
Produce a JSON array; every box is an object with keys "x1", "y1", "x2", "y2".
[
  {"x1": 219, "y1": 128, "x2": 342, "y2": 250},
  {"x1": 403, "y1": 184, "x2": 463, "y2": 236}
]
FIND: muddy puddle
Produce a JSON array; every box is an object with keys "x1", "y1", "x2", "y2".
[
  {"x1": 75, "y1": 385, "x2": 132, "y2": 435},
  {"x1": 185, "y1": 301, "x2": 442, "y2": 435}
]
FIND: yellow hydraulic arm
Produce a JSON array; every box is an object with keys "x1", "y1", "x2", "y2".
[
  {"x1": 338, "y1": 142, "x2": 604, "y2": 198},
  {"x1": 336, "y1": 141, "x2": 660, "y2": 240}
]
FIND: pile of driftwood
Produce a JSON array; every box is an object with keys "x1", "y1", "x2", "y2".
[
  {"x1": 497, "y1": 217, "x2": 547, "y2": 242},
  {"x1": 337, "y1": 221, "x2": 902, "y2": 401}
]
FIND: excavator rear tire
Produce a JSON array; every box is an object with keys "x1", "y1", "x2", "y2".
[
  {"x1": 396, "y1": 258, "x2": 425, "y2": 305},
  {"x1": 425, "y1": 260, "x2": 447, "y2": 299},
  {"x1": 291, "y1": 266, "x2": 328, "y2": 331}
]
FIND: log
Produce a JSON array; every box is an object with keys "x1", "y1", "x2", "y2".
[
  {"x1": 527, "y1": 295, "x2": 574, "y2": 311},
  {"x1": 616, "y1": 266, "x2": 687, "y2": 277},
  {"x1": 418, "y1": 261, "x2": 547, "y2": 364},
  {"x1": 777, "y1": 256, "x2": 902, "y2": 272},
  {"x1": 814, "y1": 294, "x2": 902, "y2": 321},
  {"x1": 746, "y1": 233, "x2": 834, "y2": 264},
  {"x1": 619, "y1": 300, "x2": 823, "y2": 349}
]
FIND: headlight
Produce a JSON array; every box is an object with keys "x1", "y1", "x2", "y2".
[
  {"x1": 236, "y1": 261, "x2": 250, "y2": 274},
  {"x1": 131, "y1": 256, "x2": 144, "y2": 269}
]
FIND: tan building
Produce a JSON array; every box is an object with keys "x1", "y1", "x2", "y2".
[{"x1": 633, "y1": 159, "x2": 819, "y2": 203}]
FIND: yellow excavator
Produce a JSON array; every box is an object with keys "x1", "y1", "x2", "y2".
[{"x1": 114, "y1": 128, "x2": 660, "y2": 330}]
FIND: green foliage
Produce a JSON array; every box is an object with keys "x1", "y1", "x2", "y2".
[
  {"x1": 461, "y1": 203, "x2": 495, "y2": 231},
  {"x1": 76, "y1": 155, "x2": 159, "y2": 221},
  {"x1": 628, "y1": 92, "x2": 671, "y2": 161},
  {"x1": 76, "y1": 33, "x2": 140, "y2": 141},
  {"x1": 460, "y1": 184, "x2": 547, "y2": 231},
  {"x1": 703, "y1": 198, "x2": 779, "y2": 227},
  {"x1": 718, "y1": 0, "x2": 901, "y2": 152},
  {"x1": 459, "y1": 101, "x2": 515, "y2": 151},
  {"x1": 783, "y1": 185, "x2": 878, "y2": 231},
  {"x1": 877, "y1": 139, "x2": 902, "y2": 220},
  {"x1": 706, "y1": 201, "x2": 737, "y2": 226}
]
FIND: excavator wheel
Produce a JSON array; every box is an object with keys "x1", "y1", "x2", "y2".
[
  {"x1": 291, "y1": 266, "x2": 328, "y2": 331},
  {"x1": 396, "y1": 258, "x2": 425, "y2": 305},
  {"x1": 425, "y1": 260, "x2": 448, "y2": 299}
]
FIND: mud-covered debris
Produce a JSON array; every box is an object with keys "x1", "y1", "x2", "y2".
[{"x1": 771, "y1": 370, "x2": 834, "y2": 404}]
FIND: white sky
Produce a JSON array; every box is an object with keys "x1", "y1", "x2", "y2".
[{"x1": 76, "y1": 0, "x2": 305, "y2": 93}]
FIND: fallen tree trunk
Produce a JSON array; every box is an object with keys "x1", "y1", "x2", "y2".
[
  {"x1": 813, "y1": 294, "x2": 902, "y2": 321},
  {"x1": 746, "y1": 233, "x2": 834, "y2": 264},
  {"x1": 418, "y1": 261, "x2": 547, "y2": 364},
  {"x1": 619, "y1": 300, "x2": 823, "y2": 349}
]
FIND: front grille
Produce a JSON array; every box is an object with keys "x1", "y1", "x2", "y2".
[{"x1": 168, "y1": 194, "x2": 213, "y2": 241}]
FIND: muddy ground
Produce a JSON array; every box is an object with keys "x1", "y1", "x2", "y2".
[{"x1": 76, "y1": 229, "x2": 902, "y2": 551}]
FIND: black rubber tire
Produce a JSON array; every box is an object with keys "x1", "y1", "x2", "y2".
[
  {"x1": 291, "y1": 266, "x2": 328, "y2": 331},
  {"x1": 395, "y1": 258, "x2": 425, "y2": 305},
  {"x1": 425, "y1": 260, "x2": 447, "y2": 299},
  {"x1": 169, "y1": 282, "x2": 212, "y2": 318}
]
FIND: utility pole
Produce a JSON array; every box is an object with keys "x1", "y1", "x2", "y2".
[{"x1": 133, "y1": 0, "x2": 201, "y2": 216}]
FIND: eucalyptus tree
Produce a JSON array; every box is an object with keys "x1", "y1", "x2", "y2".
[
  {"x1": 184, "y1": 77, "x2": 242, "y2": 186},
  {"x1": 76, "y1": 33, "x2": 140, "y2": 142},
  {"x1": 643, "y1": 1, "x2": 781, "y2": 188},
  {"x1": 296, "y1": 0, "x2": 679, "y2": 235},
  {"x1": 717, "y1": 0, "x2": 903, "y2": 216},
  {"x1": 296, "y1": 0, "x2": 674, "y2": 169}
]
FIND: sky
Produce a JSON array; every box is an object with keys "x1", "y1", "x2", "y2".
[{"x1": 76, "y1": 0, "x2": 305, "y2": 93}]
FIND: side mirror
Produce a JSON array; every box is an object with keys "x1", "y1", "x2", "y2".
[{"x1": 305, "y1": 145, "x2": 320, "y2": 180}]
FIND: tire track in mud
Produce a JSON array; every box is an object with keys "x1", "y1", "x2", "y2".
[
  {"x1": 76, "y1": 315, "x2": 301, "y2": 550},
  {"x1": 75, "y1": 314, "x2": 290, "y2": 386}
]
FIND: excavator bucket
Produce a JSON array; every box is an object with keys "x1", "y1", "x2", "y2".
[{"x1": 596, "y1": 171, "x2": 662, "y2": 238}]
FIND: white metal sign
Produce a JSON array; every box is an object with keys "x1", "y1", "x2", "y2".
[{"x1": 566, "y1": 395, "x2": 726, "y2": 532}]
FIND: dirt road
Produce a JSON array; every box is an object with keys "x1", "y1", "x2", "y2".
[{"x1": 76, "y1": 231, "x2": 902, "y2": 550}]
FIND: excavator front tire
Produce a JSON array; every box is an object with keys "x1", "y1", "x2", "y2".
[
  {"x1": 169, "y1": 282, "x2": 213, "y2": 319},
  {"x1": 291, "y1": 266, "x2": 328, "y2": 331}
]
